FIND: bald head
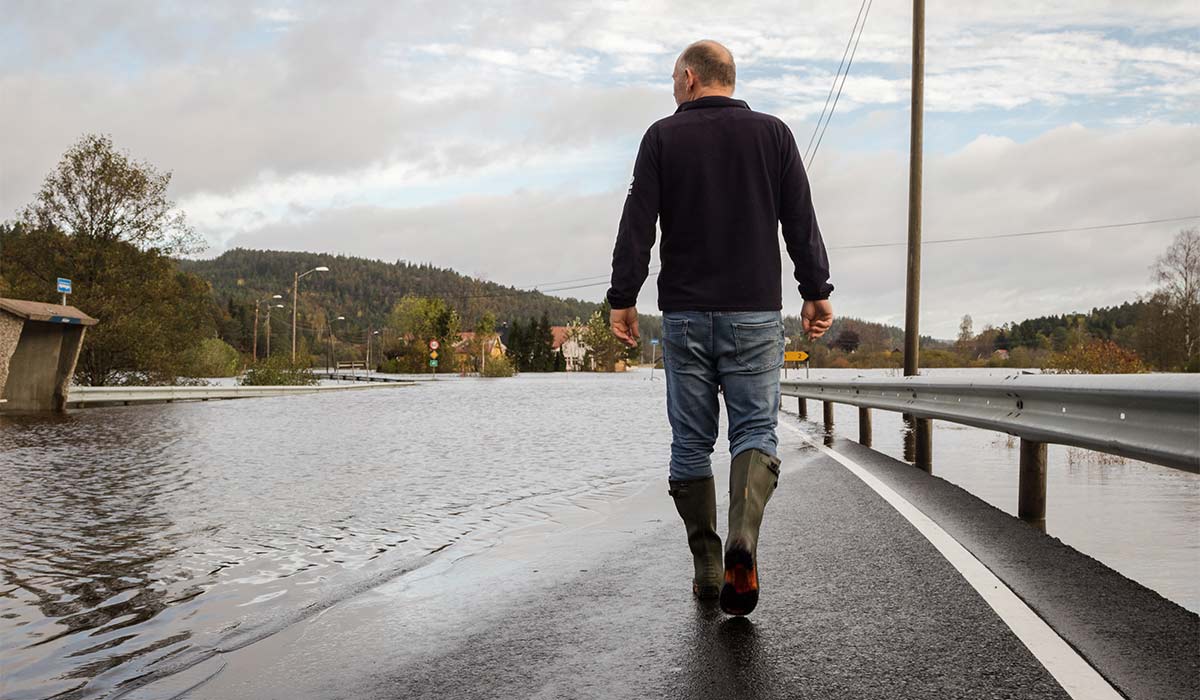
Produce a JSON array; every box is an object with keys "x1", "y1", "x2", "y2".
[
  {"x1": 672, "y1": 40, "x2": 735, "y2": 105},
  {"x1": 679, "y1": 40, "x2": 735, "y2": 87}
]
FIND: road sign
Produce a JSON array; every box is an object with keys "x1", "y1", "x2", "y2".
[
  {"x1": 429, "y1": 359, "x2": 439, "y2": 367},
  {"x1": 57, "y1": 278, "x2": 72, "y2": 294},
  {"x1": 429, "y1": 339, "x2": 440, "y2": 350},
  {"x1": 785, "y1": 351, "x2": 809, "y2": 362},
  {"x1": 430, "y1": 351, "x2": 438, "y2": 359},
  {"x1": 651, "y1": 338, "x2": 659, "y2": 345}
]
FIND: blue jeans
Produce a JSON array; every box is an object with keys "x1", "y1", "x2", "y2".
[{"x1": 662, "y1": 311, "x2": 784, "y2": 481}]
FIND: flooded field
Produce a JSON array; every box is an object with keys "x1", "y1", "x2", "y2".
[{"x1": 1, "y1": 370, "x2": 1197, "y2": 699}]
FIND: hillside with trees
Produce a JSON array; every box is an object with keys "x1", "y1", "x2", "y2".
[
  {"x1": 798, "y1": 229, "x2": 1197, "y2": 373},
  {"x1": 179, "y1": 248, "x2": 601, "y2": 362}
]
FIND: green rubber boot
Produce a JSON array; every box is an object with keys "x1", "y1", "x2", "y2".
[
  {"x1": 668, "y1": 476, "x2": 723, "y2": 599},
  {"x1": 721, "y1": 449, "x2": 780, "y2": 616}
]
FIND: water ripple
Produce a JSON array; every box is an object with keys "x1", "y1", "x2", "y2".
[{"x1": 0, "y1": 374, "x2": 669, "y2": 699}]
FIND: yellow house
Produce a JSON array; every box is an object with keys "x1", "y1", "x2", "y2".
[{"x1": 453, "y1": 331, "x2": 505, "y2": 372}]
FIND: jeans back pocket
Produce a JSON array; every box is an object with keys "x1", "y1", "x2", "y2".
[
  {"x1": 663, "y1": 317, "x2": 692, "y2": 369},
  {"x1": 732, "y1": 320, "x2": 783, "y2": 373}
]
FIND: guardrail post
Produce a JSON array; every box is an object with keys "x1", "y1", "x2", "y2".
[
  {"x1": 858, "y1": 407, "x2": 872, "y2": 447},
  {"x1": 1019, "y1": 438, "x2": 1047, "y2": 528},
  {"x1": 798, "y1": 397, "x2": 808, "y2": 420},
  {"x1": 823, "y1": 401, "x2": 834, "y2": 429}
]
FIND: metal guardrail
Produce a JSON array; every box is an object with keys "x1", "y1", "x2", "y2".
[
  {"x1": 782, "y1": 373, "x2": 1200, "y2": 527},
  {"x1": 319, "y1": 372, "x2": 410, "y2": 383},
  {"x1": 66, "y1": 382, "x2": 413, "y2": 408},
  {"x1": 781, "y1": 373, "x2": 1200, "y2": 472}
]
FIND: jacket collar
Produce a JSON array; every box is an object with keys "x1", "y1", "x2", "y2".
[{"x1": 675, "y1": 95, "x2": 751, "y2": 114}]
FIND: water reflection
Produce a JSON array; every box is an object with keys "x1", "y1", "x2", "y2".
[
  {"x1": 1, "y1": 412, "x2": 193, "y2": 699},
  {"x1": 681, "y1": 605, "x2": 769, "y2": 698},
  {"x1": 902, "y1": 414, "x2": 916, "y2": 464}
]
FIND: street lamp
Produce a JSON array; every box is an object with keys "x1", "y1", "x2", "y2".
[
  {"x1": 252, "y1": 294, "x2": 283, "y2": 361},
  {"x1": 265, "y1": 303, "x2": 284, "y2": 357},
  {"x1": 329, "y1": 315, "x2": 346, "y2": 374},
  {"x1": 293, "y1": 266, "x2": 330, "y2": 362},
  {"x1": 369, "y1": 329, "x2": 381, "y2": 375}
]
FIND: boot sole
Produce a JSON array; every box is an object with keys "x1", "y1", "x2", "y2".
[{"x1": 719, "y1": 547, "x2": 759, "y2": 615}]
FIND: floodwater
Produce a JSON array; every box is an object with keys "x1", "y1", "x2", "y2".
[{"x1": 1, "y1": 370, "x2": 1197, "y2": 699}]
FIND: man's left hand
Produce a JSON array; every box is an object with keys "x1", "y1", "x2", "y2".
[{"x1": 610, "y1": 306, "x2": 640, "y2": 347}]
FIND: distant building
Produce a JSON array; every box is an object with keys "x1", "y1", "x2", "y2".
[
  {"x1": 454, "y1": 331, "x2": 506, "y2": 371},
  {"x1": 551, "y1": 325, "x2": 588, "y2": 371}
]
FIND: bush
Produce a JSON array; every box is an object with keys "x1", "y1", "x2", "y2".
[
  {"x1": 185, "y1": 337, "x2": 241, "y2": 378},
  {"x1": 1044, "y1": 339, "x2": 1147, "y2": 374},
  {"x1": 919, "y1": 349, "x2": 963, "y2": 368},
  {"x1": 240, "y1": 354, "x2": 318, "y2": 386},
  {"x1": 481, "y1": 355, "x2": 515, "y2": 377}
]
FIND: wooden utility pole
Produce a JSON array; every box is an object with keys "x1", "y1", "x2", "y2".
[
  {"x1": 904, "y1": 0, "x2": 925, "y2": 377},
  {"x1": 905, "y1": 0, "x2": 932, "y2": 470},
  {"x1": 291, "y1": 272, "x2": 299, "y2": 362}
]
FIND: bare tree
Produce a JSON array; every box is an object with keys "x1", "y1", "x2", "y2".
[
  {"x1": 956, "y1": 314, "x2": 974, "y2": 355},
  {"x1": 1153, "y1": 228, "x2": 1200, "y2": 362},
  {"x1": 20, "y1": 133, "x2": 202, "y2": 255}
]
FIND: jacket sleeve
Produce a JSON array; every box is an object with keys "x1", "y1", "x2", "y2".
[
  {"x1": 606, "y1": 127, "x2": 660, "y2": 310},
  {"x1": 778, "y1": 124, "x2": 834, "y2": 301}
]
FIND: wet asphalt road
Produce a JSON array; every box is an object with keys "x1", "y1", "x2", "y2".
[
  {"x1": 352, "y1": 440, "x2": 1069, "y2": 700},
  {"x1": 161, "y1": 421, "x2": 1197, "y2": 700}
]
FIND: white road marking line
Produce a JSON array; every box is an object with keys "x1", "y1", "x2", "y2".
[{"x1": 780, "y1": 422, "x2": 1123, "y2": 700}]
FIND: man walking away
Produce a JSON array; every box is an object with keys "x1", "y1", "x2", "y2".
[{"x1": 606, "y1": 40, "x2": 834, "y2": 616}]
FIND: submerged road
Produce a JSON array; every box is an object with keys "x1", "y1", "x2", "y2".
[{"x1": 131, "y1": 415, "x2": 1198, "y2": 700}]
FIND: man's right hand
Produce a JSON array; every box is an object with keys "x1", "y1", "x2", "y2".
[
  {"x1": 802, "y1": 299, "x2": 833, "y2": 340},
  {"x1": 610, "y1": 306, "x2": 640, "y2": 347}
]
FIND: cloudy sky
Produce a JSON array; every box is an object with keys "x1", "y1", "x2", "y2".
[{"x1": 3, "y1": 1, "x2": 1198, "y2": 336}]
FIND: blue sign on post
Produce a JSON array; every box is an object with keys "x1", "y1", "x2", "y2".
[
  {"x1": 57, "y1": 278, "x2": 72, "y2": 294},
  {"x1": 651, "y1": 338, "x2": 659, "y2": 345}
]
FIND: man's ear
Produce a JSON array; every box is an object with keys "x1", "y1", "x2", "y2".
[{"x1": 685, "y1": 67, "x2": 696, "y2": 93}]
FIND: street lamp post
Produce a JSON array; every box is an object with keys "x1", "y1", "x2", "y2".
[
  {"x1": 253, "y1": 294, "x2": 283, "y2": 361},
  {"x1": 292, "y1": 266, "x2": 330, "y2": 362},
  {"x1": 369, "y1": 329, "x2": 381, "y2": 375},
  {"x1": 265, "y1": 303, "x2": 284, "y2": 357},
  {"x1": 329, "y1": 315, "x2": 345, "y2": 375}
]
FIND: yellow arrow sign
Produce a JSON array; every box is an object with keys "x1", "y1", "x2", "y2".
[{"x1": 785, "y1": 351, "x2": 809, "y2": 362}]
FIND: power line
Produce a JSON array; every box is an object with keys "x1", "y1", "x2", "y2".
[
  {"x1": 251, "y1": 215, "x2": 1200, "y2": 314},
  {"x1": 828, "y1": 215, "x2": 1200, "y2": 250},
  {"x1": 456, "y1": 214, "x2": 1200, "y2": 298},
  {"x1": 523, "y1": 266, "x2": 663, "y2": 293},
  {"x1": 808, "y1": 0, "x2": 873, "y2": 170},
  {"x1": 416, "y1": 215, "x2": 1200, "y2": 301},
  {"x1": 803, "y1": 0, "x2": 868, "y2": 163},
  {"x1": 525, "y1": 271, "x2": 616, "y2": 287}
]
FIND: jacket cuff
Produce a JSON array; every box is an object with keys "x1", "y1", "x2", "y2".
[
  {"x1": 799, "y1": 282, "x2": 834, "y2": 302},
  {"x1": 606, "y1": 290, "x2": 636, "y2": 310}
]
